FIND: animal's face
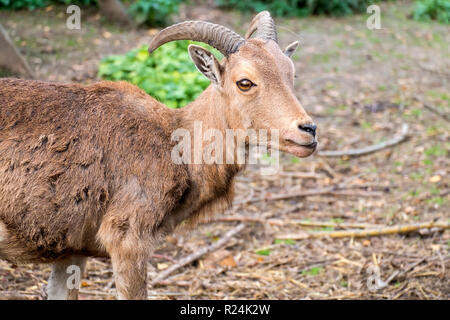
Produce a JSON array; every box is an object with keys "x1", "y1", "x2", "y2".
[
  {"x1": 188, "y1": 39, "x2": 317, "y2": 158},
  {"x1": 225, "y1": 39, "x2": 316, "y2": 158},
  {"x1": 149, "y1": 11, "x2": 317, "y2": 158}
]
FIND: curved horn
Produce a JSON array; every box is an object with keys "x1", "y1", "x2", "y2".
[
  {"x1": 148, "y1": 21, "x2": 245, "y2": 57},
  {"x1": 245, "y1": 11, "x2": 277, "y2": 43}
]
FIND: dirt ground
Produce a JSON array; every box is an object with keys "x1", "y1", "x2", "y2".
[{"x1": 0, "y1": 0, "x2": 448, "y2": 299}]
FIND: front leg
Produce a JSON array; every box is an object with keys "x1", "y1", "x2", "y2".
[
  {"x1": 109, "y1": 247, "x2": 148, "y2": 299},
  {"x1": 47, "y1": 255, "x2": 87, "y2": 300},
  {"x1": 97, "y1": 181, "x2": 170, "y2": 299},
  {"x1": 97, "y1": 207, "x2": 151, "y2": 300}
]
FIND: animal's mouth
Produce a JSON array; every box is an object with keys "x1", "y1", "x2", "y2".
[
  {"x1": 286, "y1": 139, "x2": 317, "y2": 149},
  {"x1": 282, "y1": 139, "x2": 317, "y2": 158}
]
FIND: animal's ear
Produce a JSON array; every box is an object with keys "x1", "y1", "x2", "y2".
[
  {"x1": 284, "y1": 41, "x2": 299, "y2": 58},
  {"x1": 188, "y1": 44, "x2": 222, "y2": 86}
]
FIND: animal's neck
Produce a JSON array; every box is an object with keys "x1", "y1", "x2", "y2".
[
  {"x1": 175, "y1": 85, "x2": 245, "y2": 170},
  {"x1": 159, "y1": 86, "x2": 244, "y2": 230},
  {"x1": 178, "y1": 85, "x2": 230, "y2": 136}
]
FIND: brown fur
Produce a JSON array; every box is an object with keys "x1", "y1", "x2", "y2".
[{"x1": 0, "y1": 38, "x2": 315, "y2": 299}]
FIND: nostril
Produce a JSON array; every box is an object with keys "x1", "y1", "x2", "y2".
[{"x1": 298, "y1": 124, "x2": 317, "y2": 137}]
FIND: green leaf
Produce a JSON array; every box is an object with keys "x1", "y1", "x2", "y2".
[
  {"x1": 255, "y1": 248, "x2": 271, "y2": 256},
  {"x1": 98, "y1": 41, "x2": 212, "y2": 108},
  {"x1": 274, "y1": 239, "x2": 296, "y2": 245},
  {"x1": 301, "y1": 266, "x2": 324, "y2": 276}
]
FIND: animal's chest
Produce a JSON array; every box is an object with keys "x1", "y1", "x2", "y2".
[{"x1": 158, "y1": 168, "x2": 237, "y2": 235}]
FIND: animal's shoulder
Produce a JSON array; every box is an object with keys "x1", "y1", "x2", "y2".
[{"x1": 86, "y1": 81, "x2": 174, "y2": 126}]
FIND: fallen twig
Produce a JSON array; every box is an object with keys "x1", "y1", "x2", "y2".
[
  {"x1": 278, "y1": 171, "x2": 324, "y2": 179},
  {"x1": 209, "y1": 216, "x2": 283, "y2": 226},
  {"x1": 234, "y1": 187, "x2": 335, "y2": 205},
  {"x1": 318, "y1": 123, "x2": 409, "y2": 158},
  {"x1": 234, "y1": 185, "x2": 382, "y2": 206},
  {"x1": 418, "y1": 63, "x2": 450, "y2": 79},
  {"x1": 79, "y1": 289, "x2": 187, "y2": 298},
  {"x1": 408, "y1": 256, "x2": 449, "y2": 278},
  {"x1": 208, "y1": 216, "x2": 377, "y2": 229},
  {"x1": 402, "y1": 257, "x2": 429, "y2": 274},
  {"x1": 285, "y1": 219, "x2": 377, "y2": 229},
  {"x1": 151, "y1": 279, "x2": 191, "y2": 287},
  {"x1": 387, "y1": 255, "x2": 446, "y2": 285},
  {"x1": 423, "y1": 103, "x2": 450, "y2": 121},
  {"x1": 362, "y1": 249, "x2": 424, "y2": 259},
  {"x1": 435, "y1": 250, "x2": 446, "y2": 279},
  {"x1": 152, "y1": 223, "x2": 245, "y2": 285},
  {"x1": 414, "y1": 96, "x2": 450, "y2": 121},
  {"x1": 151, "y1": 254, "x2": 176, "y2": 263},
  {"x1": 79, "y1": 289, "x2": 115, "y2": 297},
  {"x1": 0, "y1": 291, "x2": 37, "y2": 300},
  {"x1": 276, "y1": 221, "x2": 449, "y2": 240},
  {"x1": 329, "y1": 190, "x2": 384, "y2": 197}
]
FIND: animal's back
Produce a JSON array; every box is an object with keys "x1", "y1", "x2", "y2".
[{"x1": 0, "y1": 79, "x2": 186, "y2": 263}]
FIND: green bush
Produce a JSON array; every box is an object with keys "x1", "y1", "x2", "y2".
[
  {"x1": 0, "y1": 0, "x2": 49, "y2": 10},
  {"x1": 55, "y1": 0, "x2": 97, "y2": 5},
  {"x1": 0, "y1": 0, "x2": 181, "y2": 26},
  {"x1": 0, "y1": 0, "x2": 96, "y2": 10},
  {"x1": 412, "y1": 0, "x2": 450, "y2": 24},
  {"x1": 128, "y1": 0, "x2": 181, "y2": 26},
  {"x1": 0, "y1": 0, "x2": 97, "y2": 10},
  {"x1": 215, "y1": 0, "x2": 374, "y2": 17},
  {"x1": 99, "y1": 41, "x2": 222, "y2": 108}
]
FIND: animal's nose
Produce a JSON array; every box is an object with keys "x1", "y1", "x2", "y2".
[{"x1": 298, "y1": 123, "x2": 317, "y2": 137}]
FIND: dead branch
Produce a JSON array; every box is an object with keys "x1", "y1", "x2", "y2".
[
  {"x1": 78, "y1": 288, "x2": 187, "y2": 298},
  {"x1": 79, "y1": 289, "x2": 115, "y2": 297},
  {"x1": 362, "y1": 249, "x2": 425, "y2": 259},
  {"x1": 151, "y1": 223, "x2": 245, "y2": 285},
  {"x1": 234, "y1": 185, "x2": 382, "y2": 206},
  {"x1": 276, "y1": 221, "x2": 449, "y2": 240},
  {"x1": 318, "y1": 123, "x2": 409, "y2": 158},
  {"x1": 278, "y1": 171, "x2": 324, "y2": 179},
  {"x1": 209, "y1": 215, "x2": 283, "y2": 226},
  {"x1": 284, "y1": 219, "x2": 377, "y2": 229},
  {"x1": 151, "y1": 253, "x2": 176, "y2": 263},
  {"x1": 388, "y1": 255, "x2": 446, "y2": 284},
  {"x1": 435, "y1": 250, "x2": 446, "y2": 278},
  {"x1": 208, "y1": 215, "x2": 377, "y2": 229},
  {"x1": 330, "y1": 190, "x2": 384, "y2": 197},
  {"x1": 418, "y1": 63, "x2": 450, "y2": 79},
  {"x1": 233, "y1": 187, "x2": 335, "y2": 205},
  {"x1": 0, "y1": 23, "x2": 34, "y2": 78},
  {"x1": 150, "y1": 279, "x2": 191, "y2": 287},
  {"x1": 414, "y1": 96, "x2": 450, "y2": 121},
  {"x1": 0, "y1": 291, "x2": 37, "y2": 300}
]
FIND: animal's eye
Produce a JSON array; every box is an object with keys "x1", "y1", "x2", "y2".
[{"x1": 236, "y1": 79, "x2": 255, "y2": 92}]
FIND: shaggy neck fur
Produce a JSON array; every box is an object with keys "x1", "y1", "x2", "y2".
[{"x1": 159, "y1": 86, "x2": 246, "y2": 232}]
